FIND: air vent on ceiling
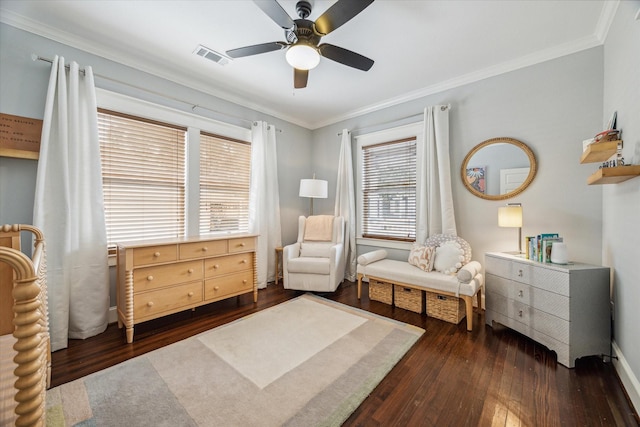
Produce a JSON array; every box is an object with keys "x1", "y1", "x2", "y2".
[{"x1": 194, "y1": 45, "x2": 231, "y2": 66}]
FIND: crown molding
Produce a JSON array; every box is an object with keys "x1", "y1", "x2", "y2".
[
  {"x1": 1, "y1": 5, "x2": 612, "y2": 131},
  {"x1": 309, "y1": 33, "x2": 604, "y2": 129},
  {"x1": 0, "y1": 8, "x2": 312, "y2": 129}
]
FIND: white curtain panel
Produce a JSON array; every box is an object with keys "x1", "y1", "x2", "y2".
[
  {"x1": 33, "y1": 56, "x2": 109, "y2": 351},
  {"x1": 334, "y1": 129, "x2": 357, "y2": 282},
  {"x1": 417, "y1": 105, "x2": 457, "y2": 244},
  {"x1": 249, "y1": 121, "x2": 282, "y2": 288}
]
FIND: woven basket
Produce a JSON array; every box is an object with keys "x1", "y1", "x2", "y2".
[
  {"x1": 394, "y1": 285, "x2": 423, "y2": 313},
  {"x1": 426, "y1": 292, "x2": 465, "y2": 324},
  {"x1": 369, "y1": 278, "x2": 393, "y2": 305}
]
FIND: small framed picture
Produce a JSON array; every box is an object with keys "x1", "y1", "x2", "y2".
[{"x1": 466, "y1": 166, "x2": 486, "y2": 194}]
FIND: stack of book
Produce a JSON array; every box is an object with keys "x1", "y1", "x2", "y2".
[{"x1": 524, "y1": 234, "x2": 563, "y2": 263}]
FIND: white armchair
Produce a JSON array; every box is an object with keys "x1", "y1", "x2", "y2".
[{"x1": 283, "y1": 215, "x2": 346, "y2": 292}]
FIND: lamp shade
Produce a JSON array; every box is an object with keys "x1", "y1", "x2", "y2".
[
  {"x1": 498, "y1": 205, "x2": 523, "y2": 228},
  {"x1": 299, "y1": 179, "x2": 328, "y2": 199},
  {"x1": 286, "y1": 44, "x2": 320, "y2": 70}
]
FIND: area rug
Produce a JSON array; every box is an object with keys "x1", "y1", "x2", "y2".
[{"x1": 45, "y1": 294, "x2": 424, "y2": 426}]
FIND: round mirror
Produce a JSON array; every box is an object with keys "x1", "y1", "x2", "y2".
[{"x1": 461, "y1": 137, "x2": 537, "y2": 200}]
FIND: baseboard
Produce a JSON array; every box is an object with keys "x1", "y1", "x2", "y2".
[
  {"x1": 612, "y1": 340, "x2": 640, "y2": 415},
  {"x1": 108, "y1": 306, "x2": 118, "y2": 324}
]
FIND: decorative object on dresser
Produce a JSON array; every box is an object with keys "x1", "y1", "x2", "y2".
[
  {"x1": 497, "y1": 202, "x2": 523, "y2": 253},
  {"x1": 116, "y1": 235, "x2": 257, "y2": 343},
  {"x1": 484, "y1": 252, "x2": 610, "y2": 368}
]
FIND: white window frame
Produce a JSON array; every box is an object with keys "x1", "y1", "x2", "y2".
[
  {"x1": 96, "y1": 89, "x2": 251, "y2": 241},
  {"x1": 355, "y1": 122, "x2": 423, "y2": 250}
]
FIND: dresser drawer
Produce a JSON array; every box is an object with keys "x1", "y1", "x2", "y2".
[
  {"x1": 485, "y1": 273, "x2": 510, "y2": 297},
  {"x1": 228, "y1": 237, "x2": 255, "y2": 253},
  {"x1": 531, "y1": 308, "x2": 569, "y2": 344},
  {"x1": 511, "y1": 261, "x2": 532, "y2": 284},
  {"x1": 509, "y1": 282, "x2": 531, "y2": 304},
  {"x1": 204, "y1": 253, "x2": 253, "y2": 277},
  {"x1": 485, "y1": 291, "x2": 508, "y2": 316},
  {"x1": 179, "y1": 240, "x2": 227, "y2": 259},
  {"x1": 532, "y1": 266, "x2": 570, "y2": 296},
  {"x1": 133, "y1": 244, "x2": 177, "y2": 267},
  {"x1": 204, "y1": 270, "x2": 253, "y2": 300},
  {"x1": 134, "y1": 281, "x2": 203, "y2": 320},
  {"x1": 509, "y1": 300, "x2": 533, "y2": 326},
  {"x1": 133, "y1": 260, "x2": 203, "y2": 292},
  {"x1": 531, "y1": 287, "x2": 570, "y2": 320},
  {"x1": 485, "y1": 255, "x2": 510, "y2": 278}
]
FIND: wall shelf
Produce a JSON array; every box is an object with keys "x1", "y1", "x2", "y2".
[
  {"x1": 587, "y1": 165, "x2": 640, "y2": 185},
  {"x1": 580, "y1": 140, "x2": 621, "y2": 164}
]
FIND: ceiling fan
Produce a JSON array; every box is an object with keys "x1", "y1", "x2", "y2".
[{"x1": 226, "y1": 0, "x2": 375, "y2": 89}]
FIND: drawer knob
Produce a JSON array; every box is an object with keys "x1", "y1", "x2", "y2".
[
  {"x1": 240, "y1": 242, "x2": 245, "y2": 247},
  {"x1": 518, "y1": 310, "x2": 523, "y2": 317},
  {"x1": 187, "y1": 292, "x2": 194, "y2": 297},
  {"x1": 242, "y1": 259, "x2": 247, "y2": 264},
  {"x1": 518, "y1": 269, "x2": 523, "y2": 277},
  {"x1": 242, "y1": 279, "x2": 247, "y2": 284},
  {"x1": 188, "y1": 268, "x2": 194, "y2": 274},
  {"x1": 214, "y1": 264, "x2": 219, "y2": 269},
  {"x1": 147, "y1": 301, "x2": 154, "y2": 307},
  {"x1": 153, "y1": 252, "x2": 160, "y2": 258},
  {"x1": 214, "y1": 286, "x2": 220, "y2": 291},
  {"x1": 147, "y1": 275, "x2": 154, "y2": 281},
  {"x1": 202, "y1": 247, "x2": 208, "y2": 252},
  {"x1": 518, "y1": 290, "x2": 523, "y2": 297}
]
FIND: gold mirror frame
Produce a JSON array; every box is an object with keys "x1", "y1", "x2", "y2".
[{"x1": 461, "y1": 137, "x2": 537, "y2": 201}]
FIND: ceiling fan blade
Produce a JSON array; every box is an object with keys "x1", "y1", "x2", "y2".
[
  {"x1": 314, "y1": 0, "x2": 375, "y2": 36},
  {"x1": 227, "y1": 42, "x2": 287, "y2": 58},
  {"x1": 294, "y1": 68, "x2": 308, "y2": 89},
  {"x1": 318, "y1": 44, "x2": 374, "y2": 71},
  {"x1": 253, "y1": 0, "x2": 295, "y2": 29}
]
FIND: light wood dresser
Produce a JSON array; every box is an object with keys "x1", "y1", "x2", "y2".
[
  {"x1": 117, "y1": 234, "x2": 257, "y2": 343},
  {"x1": 484, "y1": 252, "x2": 610, "y2": 368}
]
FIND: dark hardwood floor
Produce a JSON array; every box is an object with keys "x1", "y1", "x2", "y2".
[{"x1": 51, "y1": 281, "x2": 639, "y2": 426}]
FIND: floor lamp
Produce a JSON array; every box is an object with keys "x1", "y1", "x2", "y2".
[
  {"x1": 498, "y1": 203, "x2": 523, "y2": 254},
  {"x1": 299, "y1": 175, "x2": 328, "y2": 216}
]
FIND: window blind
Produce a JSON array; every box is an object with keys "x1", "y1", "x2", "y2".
[
  {"x1": 199, "y1": 132, "x2": 251, "y2": 234},
  {"x1": 98, "y1": 110, "x2": 186, "y2": 246},
  {"x1": 362, "y1": 137, "x2": 417, "y2": 241}
]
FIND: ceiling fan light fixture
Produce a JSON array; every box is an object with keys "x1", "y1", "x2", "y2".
[{"x1": 286, "y1": 43, "x2": 320, "y2": 70}]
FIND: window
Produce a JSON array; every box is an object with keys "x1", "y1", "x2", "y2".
[
  {"x1": 98, "y1": 110, "x2": 187, "y2": 246},
  {"x1": 199, "y1": 133, "x2": 251, "y2": 234},
  {"x1": 361, "y1": 138, "x2": 416, "y2": 241},
  {"x1": 356, "y1": 123, "x2": 422, "y2": 247}
]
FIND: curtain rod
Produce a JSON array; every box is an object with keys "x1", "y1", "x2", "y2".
[
  {"x1": 337, "y1": 105, "x2": 452, "y2": 136},
  {"x1": 31, "y1": 54, "x2": 283, "y2": 132}
]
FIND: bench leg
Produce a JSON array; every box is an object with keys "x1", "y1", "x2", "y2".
[
  {"x1": 357, "y1": 273, "x2": 363, "y2": 299},
  {"x1": 462, "y1": 295, "x2": 474, "y2": 332}
]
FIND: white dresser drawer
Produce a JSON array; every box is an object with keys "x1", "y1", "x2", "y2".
[
  {"x1": 485, "y1": 255, "x2": 510, "y2": 278},
  {"x1": 530, "y1": 308, "x2": 569, "y2": 344},
  {"x1": 532, "y1": 266, "x2": 570, "y2": 296},
  {"x1": 485, "y1": 291, "x2": 508, "y2": 317},
  {"x1": 508, "y1": 281, "x2": 530, "y2": 304},
  {"x1": 511, "y1": 261, "x2": 532, "y2": 284},
  {"x1": 509, "y1": 300, "x2": 532, "y2": 326},
  {"x1": 530, "y1": 287, "x2": 570, "y2": 321},
  {"x1": 485, "y1": 273, "x2": 510, "y2": 297}
]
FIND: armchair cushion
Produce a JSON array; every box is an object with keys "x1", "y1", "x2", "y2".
[
  {"x1": 287, "y1": 257, "x2": 331, "y2": 275},
  {"x1": 300, "y1": 242, "x2": 334, "y2": 258}
]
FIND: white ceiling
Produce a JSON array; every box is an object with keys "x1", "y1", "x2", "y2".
[{"x1": 0, "y1": 0, "x2": 616, "y2": 129}]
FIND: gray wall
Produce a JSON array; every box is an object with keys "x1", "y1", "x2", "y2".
[
  {"x1": 602, "y1": 0, "x2": 640, "y2": 410},
  {"x1": 312, "y1": 47, "x2": 604, "y2": 268},
  {"x1": 0, "y1": 23, "x2": 312, "y2": 303}
]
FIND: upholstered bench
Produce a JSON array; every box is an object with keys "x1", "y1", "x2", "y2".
[{"x1": 356, "y1": 234, "x2": 484, "y2": 331}]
